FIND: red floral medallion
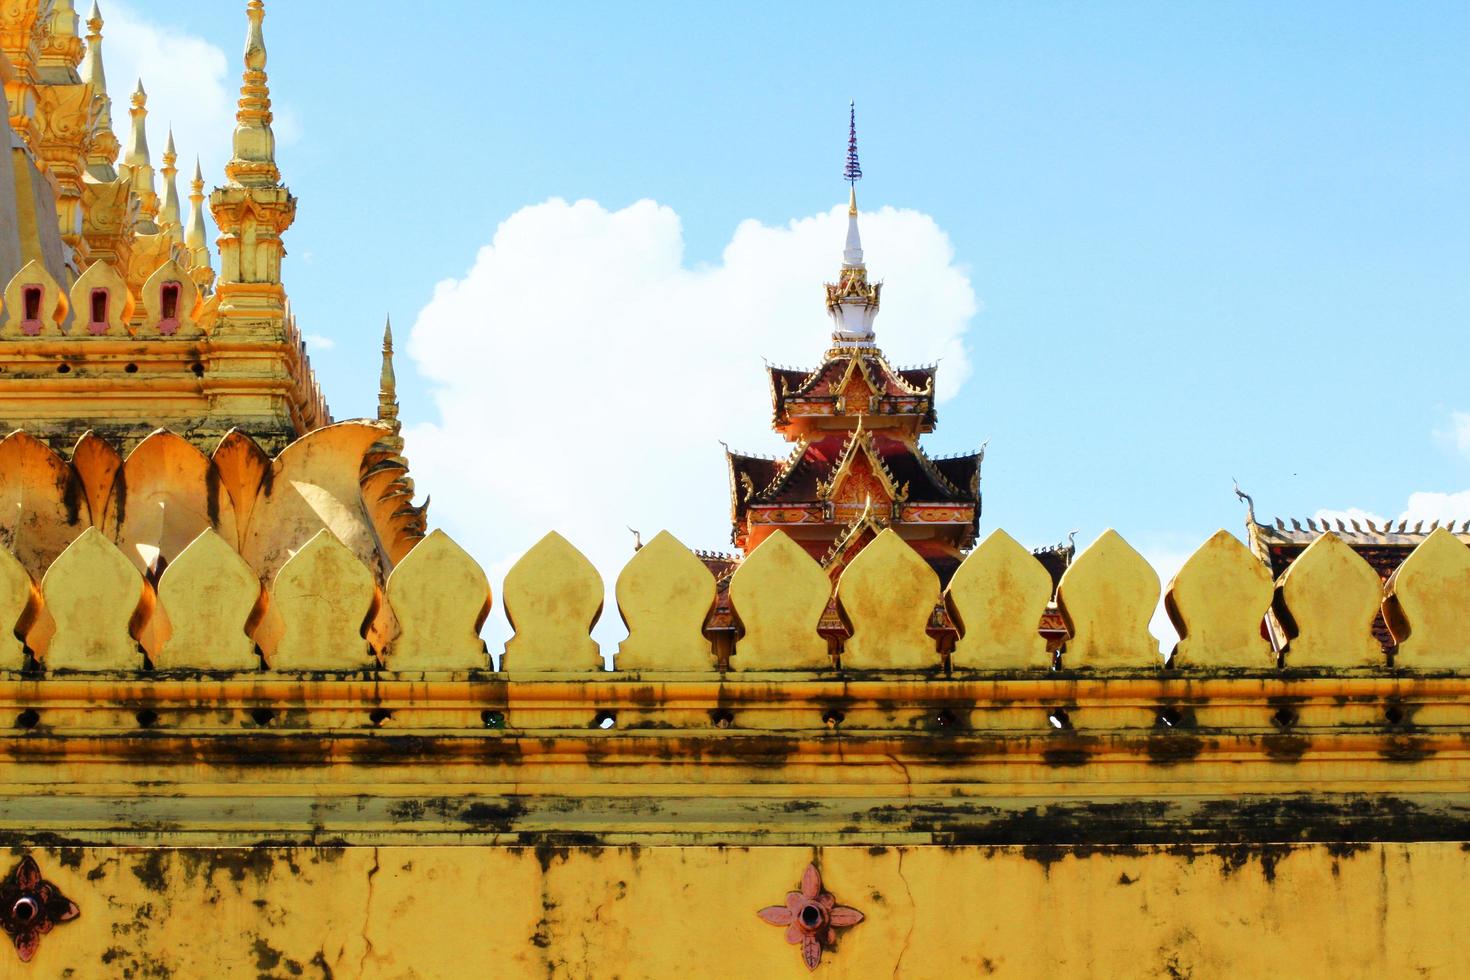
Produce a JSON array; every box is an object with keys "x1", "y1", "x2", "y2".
[
  {"x1": 0, "y1": 857, "x2": 80, "y2": 963},
  {"x1": 757, "y1": 863, "x2": 864, "y2": 971}
]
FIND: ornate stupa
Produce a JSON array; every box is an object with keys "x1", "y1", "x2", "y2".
[{"x1": 725, "y1": 104, "x2": 984, "y2": 584}]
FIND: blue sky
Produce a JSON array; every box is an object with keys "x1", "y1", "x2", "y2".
[{"x1": 120, "y1": 1, "x2": 1470, "y2": 634}]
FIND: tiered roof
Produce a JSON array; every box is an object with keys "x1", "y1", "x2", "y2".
[{"x1": 723, "y1": 136, "x2": 982, "y2": 569}]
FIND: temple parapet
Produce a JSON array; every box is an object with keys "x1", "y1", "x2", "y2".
[
  {"x1": 0, "y1": 427, "x2": 1466, "y2": 855},
  {"x1": 0, "y1": 424, "x2": 1464, "y2": 677}
]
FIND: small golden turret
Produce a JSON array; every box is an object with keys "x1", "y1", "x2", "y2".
[
  {"x1": 159, "y1": 129, "x2": 183, "y2": 245},
  {"x1": 378, "y1": 318, "x2": 405, "y2": 456},
  {"x1": 122, "y1": 79, "x2": 159, "y2": 230},
  {"x1": 186, "y1": 158, "x2": 215, "y2": 292},
  {"x1": 225, "y1": 0, "x2": 279, "y2": 188},
  {"x1": 211, "y1": 0, "x2": 297, "y2": 299},
  {"x1": 80, "y1": 1, "x2": 119, "y2": 181}
]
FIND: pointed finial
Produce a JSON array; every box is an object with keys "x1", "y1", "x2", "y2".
[
  {"x1": 844, "y1": 100, "x2": 863, "y2": 188},
  {"x1": 122, "y1": 77, "x2": 158, "y2": 226},
  {"x1": 159, "y1": 128, "x2": 183, "y2": 242},
  {"x1": 81, "y1": 2, "x2": 120, "y2": 180},
  {"x1": 185, "y1": 156, "x2": 213, "y2": 283},
  {"x1": 824, "y1": 100, "x2": 881, "y2": 347},
  {"x1": 226, "y1": 0, "x2": 280, "y2": 187},
  {"x1": 380, "y1": 318, "x2": 398, "y2": 413},
  {"x1": 378, "y1": 316, "x2": 404, "y2": 452}
]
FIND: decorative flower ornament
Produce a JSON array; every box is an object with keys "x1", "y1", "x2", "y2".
[
  {"x1": 0, "y1": 857, "x2": 80, "y2": 963},
  {"x1": 757, "y1": 863, "x2": 864, "y2": 971}
]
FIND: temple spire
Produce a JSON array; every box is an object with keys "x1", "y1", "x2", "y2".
[
  {"x1": 842, "y1": 101, "x2": 865, "y2": 269},
  {"x1": 378, "y1": 318, "x2": 405, "y2": 455},
  {"x1": 80, "y1": 1, "x2": 119, "y2": 180},
  {"x1": 825, "y1": 102, "x2": 880, "y2": 348},
  {"x1": 186, "y1": 158, "x2": 216, "y2": 293},
  {"x1": 210, "y1": 0, "x2": 297, "y2": 302},
  {"x1": 225, "y1": 0, "x2": 279, "y2": 187},
  {"x1": 122, "y1": 79, "x2": 158, "y2": 228},
  {"x1": 159, "y1": 129, "x2": 183, "y2": 243}
]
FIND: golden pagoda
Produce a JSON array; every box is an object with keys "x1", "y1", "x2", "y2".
[{"x1": 0, "y1": 0, "x2": 326, "y2": 456}]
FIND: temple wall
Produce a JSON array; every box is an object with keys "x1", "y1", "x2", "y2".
[{"x1": 3, "y1": 843, "x2": 1467, "y2": 978}]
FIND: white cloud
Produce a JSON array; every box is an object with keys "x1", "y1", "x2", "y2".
[
  {"x1": 1400, "y1": 491, "x2": 1470, "y2": 525},
  {"x1": 1435, "y1": 411, "x2": 1470, "y2": 459},
  {"x1": 303, "y1": 333, "x2": 335, "y2": 352},
  {"x1": 406, "y1": 197, "x2": 977, "y2": 650}
]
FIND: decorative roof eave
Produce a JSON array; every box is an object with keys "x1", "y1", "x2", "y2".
[
  {"x1": 872, "y1": 351, "x2": 935, "y2": 397},
  {"x1": 1248, "y1": 516, "x2": 1470, "y2": 549},
  {"x1": 815, "y1": 425, "x2": 908, "y2": 504},
  {"x1": 775, "y1": 358, "x2": 837, "y2": 400},
  {"x1": 752, "y1": 436, "x2": 811, "y2": 502},
  {"x1": 909, "y1": 443, "x2": 974, "y2": 500}
]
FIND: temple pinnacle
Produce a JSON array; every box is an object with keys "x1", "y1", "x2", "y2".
[
  {"x1": 123, "y1": 78, "x2": 159, "y2": 227},
  {"x1": 226, "y1": 0, "x2": 280, "y2": 187},
  {"x1": 81, "y1": 2, "x2": 119, "y2": 180},
  {"x1": 160, "y1": 128, "x2": 183, "y2": 242},
  {"x1": 825, "y1": 101, "x2": 880, "y2": 347},
  {"x1": 378, "y1": 317, "x2": 404, "y2": 454},
  {"x1": 844, "y1": 101, "x2": 862, "y2": 189}
]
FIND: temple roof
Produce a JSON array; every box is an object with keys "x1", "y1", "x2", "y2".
[
  {"x1": 767, "y1": 351, "x2": 937, "y2": 428},
  {"x1": 1246, "y1": 516, "x2": 1470, "y2": 581},
  {"x1": 728, "y1": 429, "x2": 980, "y2": 519}
]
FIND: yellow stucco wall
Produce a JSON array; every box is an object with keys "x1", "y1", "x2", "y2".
[{"x1": 4, "y1": 842, "x2": 1468, "y2": 978}]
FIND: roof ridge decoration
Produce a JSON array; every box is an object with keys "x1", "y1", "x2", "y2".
[
  {"x1": 818, "y1": 494, "x2": 889, "y2": 569},
  {"x1": 872, "y1": 350, "x2": 933, "y2": 396},
  {"x1": 752, "y1": 436, "x2": 812, "y2": 502},
  {"x1": 815, "y1": 423, "x2": 909, "y2": 505},
  {"x1": 782, "y1": 358, "x2": 837, "y2": 400}
]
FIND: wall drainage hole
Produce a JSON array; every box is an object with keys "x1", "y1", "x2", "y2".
[
  {"x1": 135, "y1": 708, "x2": 159, "y2": 728},
  {"x1": 1156, "y1": 707, "x2": 1184, "y2": 729},
  {"x1": 594, "y1": 711, "x2": 617, "y2": 730},
  {"x1": 124, "y1": 363, "x2": 138, "y2": 374},
  {"x1": 56, "y1": 364, "x2": 70, "y2": 374},
  {"x1": 934, "y1": 709, "x2": 957, "y2": 729},
  {"x1": 710, "y1": 709, "x2": 734, "y2": 729},
  {"x1": 190, "y1": 362, "x2": 205, "y2": 377},
  {"x1": 1384, "y1": 704, "x2": 1406, "y2": 726},
  {"x1": 251, "y1": 708, "x2": 275, "y2": 727},
  {"x1": 822, "y1": 710, "x2": 845, "y2": 729},
  {"x1": 1048, "y1": 708, "x2": 1072, "y2": 730},
  {"x1": 15, "y1": 710, "x2": 38, "y2": 730},
  {"x1": 1272, "y1": 708, "x2": 1298, "y2": 729},
  {"x1": 368, "y1": 708, "x2": 392, "y2": 726},
  {"x1": 481, "y1": 710, "x2": 505, "y2": 729}
]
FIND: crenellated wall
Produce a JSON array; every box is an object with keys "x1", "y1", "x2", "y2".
[
  {"x1": 0, "y1": 422, "x2": 1459, "y2": 674},
  {"x1": 0, "y1": 423, "x2": 1466, "y2": 975}
]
